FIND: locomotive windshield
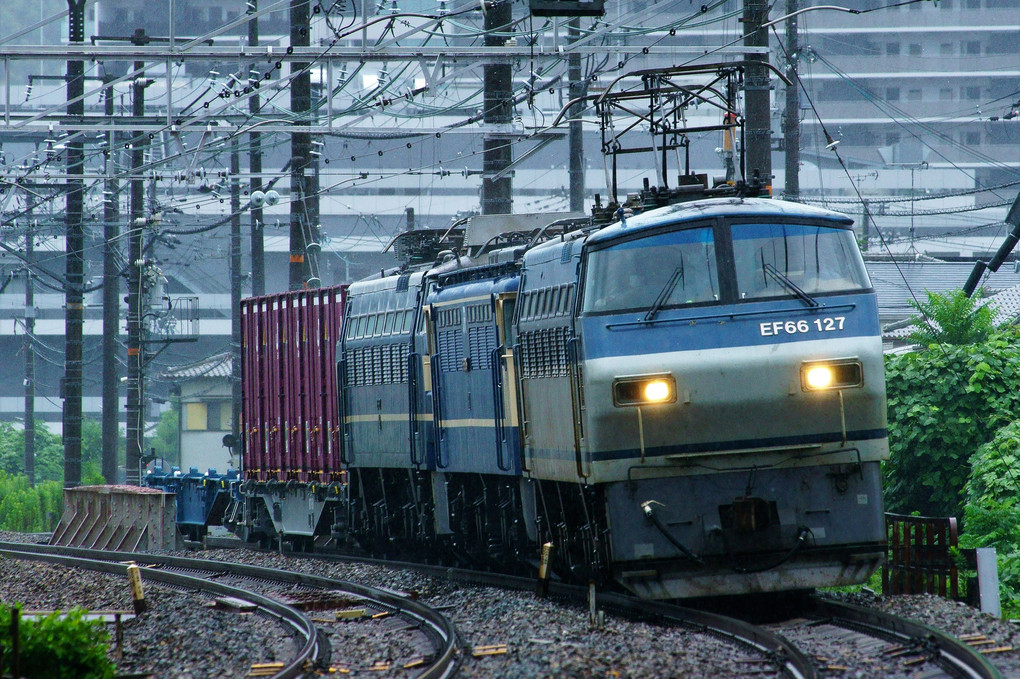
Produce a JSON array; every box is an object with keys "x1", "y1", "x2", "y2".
[
  {"x1": 581, "y1": 227, "x2": 718, "y2": 313},
  {"x1": 580, "y1": 221, "x2": 870, "y2": 314},
  {"x1": 732, "y1": 223, "x2": 870, "y2": 300}
]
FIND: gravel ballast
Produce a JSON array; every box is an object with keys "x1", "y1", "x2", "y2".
[{"x1": 3, "y1": 531, "x2": 1019, "y2": 678}]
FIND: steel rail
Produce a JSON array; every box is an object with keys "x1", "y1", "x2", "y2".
[
  {"x1": 597, "y1": 592, "x2": 817, "y2": 679},
  {"x1": 0, "y1": 541, "x2": 459, "y2": 679},
  {"x1": 284, "y1": 550, "x2": 816, "y2": 679},
  {"x1": 287, "y1": 548, "x2": 1003, "y2": 679},
  {"x1": 810, "y1": 595, "x2": 1003, "y2": 679},
  {"x1": 161, "y1": 540, "x2": 1002, "y2": 679},
  {"x1": 0, "y1": 543, "x2": 320, "y2": 679}
]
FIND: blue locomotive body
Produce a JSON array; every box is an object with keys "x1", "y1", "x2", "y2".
[
  {"x1": 330, "y1": 197, "x2": 889, "y2": 597},
  {"x1": 156, "y1": 197, "x2": 889, "y2": 599}
]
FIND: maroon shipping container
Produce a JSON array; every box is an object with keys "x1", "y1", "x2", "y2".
[{"x1": 240, "y1": 286, "x2": 346, "y2": 482}]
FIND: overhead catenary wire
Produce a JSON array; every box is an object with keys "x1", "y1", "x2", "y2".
[{"x1": 770, "y1": 22, "x2": 949, "y2": 353}]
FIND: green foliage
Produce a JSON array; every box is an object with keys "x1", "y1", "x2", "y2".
[
  {"x1": 0, "y1": 422, "x2": 63, "y2": 483},
  {"x1": 0, "y1": 472, "x2": 63, "y2": 532},
  {"x1": 0, "y1": 605, "x2": 114, "y2": 679},
  {"x1": 907, "y1": 288, "x2": 998, "y2": 346},
  {"x1": 960, "y1": 421, "x2": 1020, "y2": 614},
  {"x1": 80, "y1": 419, "x2": 107, "y2": 485},
  {"x1": 149, "y1": 408, "x2": 180, "y2": 466},
  {"x1": 0, "y1": 419, "x2": 106, "y2": 485},
  {"x1": 884, "y1": 326, "x2": 1020, "y2": 519}
]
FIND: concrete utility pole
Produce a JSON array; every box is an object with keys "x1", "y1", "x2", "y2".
[
  {"x1": 126, "y1": 33, "x2": 149, "y2": 485},
  {"x1": 24, "y1": 210, "x2": 35, "y2": 487},
  {"x1": 783, "y1": 0, "x2": 800, "y2": 201},
  {"x1": 861, "y1": 199, "x2": 871, "y2": 251},
  {"x1": 743, "y1": 0, "x2": 772, "y2": 193},
  {"x1": 567, "y1": 16, "x2": 585, "y2": 213},
  {"x1": 289, "y1": 0, "x2": 319, "y2": 290},
  {"x1": 481, "y1": 0, "x2": 513, "y2": 215},
  {"x1": 102, "y1": 74, "x2": 120, "y2": 484},
  {"x1": 64, "y1": 0, "x2": 87, "y2": 488},
  {"x1": 249, "y1": 0, "x2": 265, "y2": 297},
  {"x1": 230, "y1": 142, "x2": 242, "y2": 462}
]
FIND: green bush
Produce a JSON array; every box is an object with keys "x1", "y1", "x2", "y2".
[
  {"x1": 0, "y1": 472, "x2": 63, "y2": 532},
  {"x1": 884, "y1": 326, "x2": 1020, "y2": 519},
  {"x1": 0, "y1": 605, "x2": 114, "y2": 679},
  {"x1": 0, "y1": 419, "x2": 107, "y2": 485},
  {"x1": 907, "y1": 288, "x2": 998, "y2": 346},
  {"x1": 961, "y1": 420, "x2": 1020, "y2": 614}
]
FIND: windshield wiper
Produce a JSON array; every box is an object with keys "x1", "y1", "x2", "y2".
[
  {"x1": 644, "y1": 263, "x2": 685, "y2": 321},
  {"x1": 763, "y1": 263, "x2": 818, "y2": 307}
]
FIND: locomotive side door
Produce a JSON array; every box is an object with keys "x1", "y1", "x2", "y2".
[{"x1": 493, "y1": 293, "x2": 521, "y2": 472}]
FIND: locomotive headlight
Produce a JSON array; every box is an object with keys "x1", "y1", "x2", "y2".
[
  {"x1": 644, "y1": 380, "x2": 672, "y2": 402},
  {"x1": 614, "y1": 374, "x2": 676, "y2": 406},
  {"x1": 801, "y1": 360, "x2": 863, "y2": 391},
  {"x1": 805, "y1": 366, "x2": 833, "y2": 389}
]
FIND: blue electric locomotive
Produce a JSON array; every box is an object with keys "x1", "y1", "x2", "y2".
[{"x1": 330, "y1": 195, "x2": 888, "y2": 598}]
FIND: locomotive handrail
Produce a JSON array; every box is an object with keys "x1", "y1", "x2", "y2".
[
  {"x1": 408, "y1": 351, "x2": 423, "y2": 467},
  {"x1": 431, "y1": 352, "x2": 448, "y2": 469},
  {"x1": 603, "y1": 302, "x2": 858, "y2": 329},
  {"x1": 491, "y1": 345, "x2": 512, "y2": 472},
  {"x1": 337, "y1": 357, "x2": 352, "y2": 465},
  {"x1": 510, "y1": 341, "x2": 531, "y2": 472},
  {"x1": 565, "y1": 335, "x2": 590, "y2": 480}
]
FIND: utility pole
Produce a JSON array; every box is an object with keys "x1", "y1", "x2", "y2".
[
  {"x1": 289, "y1": 0, "x2": 319, "y2": 289},
  {"x1": 861, "y1": 199, "x2": 871, "y2": 251},
  {"x1": 783, "y1": 0, "x2": 800, "y2": 202},
  {"x1": 230, "y1": 142, "x2": 242, "y2": 465},
  {"x1": 24, "y1": 211, "x2": 35, "y2": 487},
  {"x1": 102, "y1": 74, "x2": 120, "y2": 483},
  {"x1": 64, "y1": 0, "x2": 87, "y2": 488},
  {"x1": 126, "y1": 33, "x2": 149, "y2": 485},
  {"x1": 567, "y1": 16, "x2": 585, "y2": 213},
  {"x1": 481, "y1": 0, "x2": 513, "y2": 215},
  {"x1": 743, "y1": 0, "x2": 772, "y2": 193},
  {"x1": 249, "y1": 0, "x2": 265, "y2": 297}
]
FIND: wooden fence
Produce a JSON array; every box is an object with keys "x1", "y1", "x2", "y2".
[{"x1": 882, "y1": 512, "x2": 959, "y2": 598}]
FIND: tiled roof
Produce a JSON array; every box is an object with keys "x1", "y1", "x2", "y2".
[
  {"x1": 867, "y1": 260, "x2": 1020, "y2": 322},
  {"x1": 160, "y1": 352, "x2": 232, "y2": 380}
]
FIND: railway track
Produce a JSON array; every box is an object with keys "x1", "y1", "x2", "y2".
[
  {"x1": 283, "y1": 548, "x2": 1005, "y2": 679},
  {"x1": 3, "y1": 537, "x2": 1005, "y2": 678},
  {"x1": 0, "y1": 541, "x2": 459, "y2": 679},
  {"x1": 766, "y1": 595, "x2": 1005, "y2": 679},
  {"x1": 278, "y1": 549, "x2": 816, "y2": 677}
]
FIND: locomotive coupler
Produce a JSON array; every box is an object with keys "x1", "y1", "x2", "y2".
[{"x1": 732, "y1": 496, "x2": 773, "y2": 533}]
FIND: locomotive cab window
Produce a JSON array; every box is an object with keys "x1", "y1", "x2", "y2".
[
  {"x1": 581, "y1": 227, "x2": 718, "y2": 314},
  {"x1": 733, "y1": 223, "x2": 870, "y2": 300}
]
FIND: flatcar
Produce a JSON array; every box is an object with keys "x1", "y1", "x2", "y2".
[{"x1": 210, "y1": 192, "x2": 888, "y2": 599}]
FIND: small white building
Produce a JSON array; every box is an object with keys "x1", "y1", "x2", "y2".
[{"x1": 160, "y1": 353, "x2": 237, "y2": 474}]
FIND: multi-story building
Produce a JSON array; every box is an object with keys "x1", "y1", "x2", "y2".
[{"x1": 772, "y1": 0, "x2": 1018, "y2": 254}]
